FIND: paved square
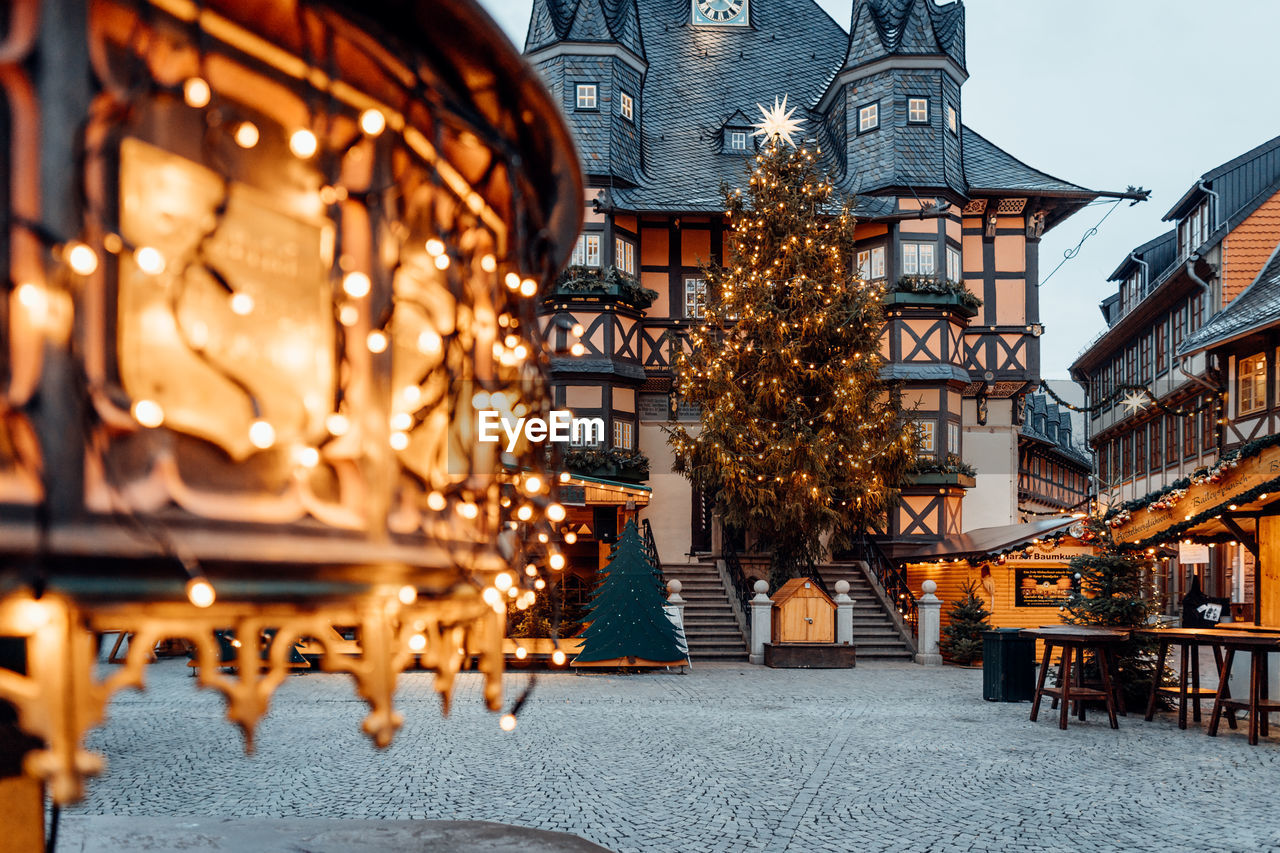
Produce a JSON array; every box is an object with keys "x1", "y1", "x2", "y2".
[{"x1": 61, "y1": 660, "x2": 1280, "y2": 852}]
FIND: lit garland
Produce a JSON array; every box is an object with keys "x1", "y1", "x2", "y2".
[{"x1": 7, "y1": 0, "x2": 588, "y2": 731}]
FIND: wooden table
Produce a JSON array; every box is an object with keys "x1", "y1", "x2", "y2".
[
  {"x1": 1022, "y1": 627, "x2": 1130, "y2": 730},
  {"x1": 1134, "y1": 628, "x2": 1234, "y2": 730},
  {"x1": 1203, "y1": 630, "x2": 1280, "y2": 746}
]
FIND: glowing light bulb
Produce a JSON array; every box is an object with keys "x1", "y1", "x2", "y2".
[
  {"x1": 67, "y1": 242, "x2": 99, "y2": 275},
  {"x1": 366, "y1": 330, "x2": 388, "y2": 353},
  {"x1": 132, "y1": 399, "x2": 165, "y2": 428},
  {"x1": 507, "y1": 587, "x2": 518, "y2": 599},
  {"x1": 546, "y1": 503, "x2": 566, "y2": 523},
  {"x1": 390, "y1": 412, "x2": 413, "y2": 431},
  {"x1": 135, "y1": 246, "x2": 166, "y2": 275},
  {"x1": 516, "y1": 505, "x2": 533, "y2": 522},
  {"x1": 551, "y1": 650, "x2": 566, "y2": 666},
  {"x1": 571, "y1": 323, "x2": 584, "y2": 337},
  {"x1": 535, "y1": 579, "x2": 546, "y2": 590},
  {"x1": 390, "y1": 431, "x2": 410, "y2": 450},
  {"x1": 359, "y1": 108, "x2": 386, "y2": 136},
  {"x1": 401, "y1": 386, "x2": 422, "y2": 405},
  {"x1": 519, "y1": 278, "x2": 537, "y2": 297},
  {"x1": 427, "y1": 491, "x2": 447, "y2": 511},
  {"x1": 289, "y1": 128, "x2": 318, "y2": 159},
  {"x1": 343, "y1": 271, "x2": 371, "y2": 298},
  {"x1": 549, "y1": 553, "x2": 566, "y2": 571},
  {"x1": 326, "y1": 413, "x2": 350, "y2": 436},
  {"x1": 494, "y1": 572, "x2": 513, "y2": 592},
  {"x1": 417, "y1": 329, "x2": 442, "y2": 355},
  {"x1": 293, "y1": 446, "x2": 320, "y2": 468},
  {"x1": 482, "y1": 588, "x2": 501, "y2": 606},
  {"x1": 234, "y1": 121, "x2": 259, "y2": 148},
  {"x1": 186, "y1": 578, "x2": 216, "y2": 608},
  {"x1": 564, "y1": 532, "x2": 578, "y2": 544},
  {"x1": 524, "y1": 476, "x2": 543, "y2": 495},
  {"x1": 525, "y1": 563, "x2": 538, "y2": 577},
  {"x1": 338, "y1": 304, "x2": 359, "y2": 326},
  {"x1": 480, "y1": 254, "x2": 497, "y2": 273},
  {"x1": 458, "y1": 502, "x2": 479, "y2": 519},
  {"x1": 230, "y1": 292, "x2": 255, "y2": 315},
  {"x1": 504, "y1": 273, "x2": 521, "y2": 290},
  {"x1": 499, "y1": 714, "x2": 517, "y2": 732},
  {"x1": 408, "y1": 633, "x2": 427, "y2": 652},
  {"x1": 559, "y1": 472, "x2": 571, "y2": 483},
  {"x1": 183, "y1": 77, "x2": 211, "y2": 108},
  {"x1": 425, "y1": 239, "x2": 445, "y2": 256},
  {"x1": 249, "y1": 420, "x2": 276, "y2": 449},
  {"x1": 570, "y1": 342, "x2": 586, "y2": 357},
  {"x1": 514, "y1": 646, "x2": 527, "y2": 660},
  {"x1": 434, "y1": 254, "x2": 451, "y2": 271}
]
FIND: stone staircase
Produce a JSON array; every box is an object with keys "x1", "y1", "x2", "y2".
[
  {"x1": 662, "y1": 562, "x2": 749, "y2": 662},
  {"x1": 818, "y1": 563, "x2": 915, "y2": 661}
]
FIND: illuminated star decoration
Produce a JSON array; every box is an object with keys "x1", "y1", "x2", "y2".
[
  {"x1": 1119, "y1": 390, "x2": 1149, "y2": 414},
  {"x1": 752, "y1": 95, "x2": 804, "y2": 148}
]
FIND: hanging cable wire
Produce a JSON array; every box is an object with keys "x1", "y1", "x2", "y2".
[{"x1": 1039, "y1": 198, "x2": 1122, "y2": 287}]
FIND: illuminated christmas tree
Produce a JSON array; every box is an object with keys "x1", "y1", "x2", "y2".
[{"x1": 668, "y1": 98, "x2": 917, "y2": 585}]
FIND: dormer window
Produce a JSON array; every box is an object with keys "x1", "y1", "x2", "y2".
[
  {"x1": 729, "y1": 130, "x2": 747, "y2": 150},
  {"x1": 858, "y1": 102, "x2": 879, "y2": 133},
  {"x1": 1179, "y1": 198, "x2": 1213, "y2": 257},
  {"x1": 575, "y1": 84, "x2": 598, "y2": 111},
  {"x1": 908, "y1": 98, "x2": 928, "y2": 124},
  {"x1": 619, "y1": 91, "x2": 634, "y2": 121}
]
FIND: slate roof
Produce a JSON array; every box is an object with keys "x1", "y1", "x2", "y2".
[
  {"x1": 528, "y1": 0, "x2": 1093, "y2": 216},
  {"x1": 1179, "y1": 243, "x2": 1280, "y2": 356},
  {"x1": 1107, "y1": 229, "x2": 1176, "y2": 283},
  {"x1": 526, "y1": 0, "x2": 645, "y2": 58},
  {"x1": 1163, "y1": 133, "x2": 1280, "y2": 223},
  {"x1": 1021, "y1": 392, "x2": 1091, "y2": 467},
  {"x1": 962, "y1": 127, "x2": 1090, "y2": 196},
  {"x1": 844, "y1": 0, "x2": 965, "y2": 71}
]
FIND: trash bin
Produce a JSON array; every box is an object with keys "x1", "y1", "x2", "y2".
[{"x1": 982, "y1": 628, "x2": 1035, "y2": 702}]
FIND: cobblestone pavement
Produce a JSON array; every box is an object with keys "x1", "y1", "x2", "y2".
[{"x1": 62, "y1": 659, "x2": 1280, "y2": 852}]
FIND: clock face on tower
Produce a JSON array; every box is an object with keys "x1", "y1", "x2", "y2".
[{"x1": 692, "y1": 0, "x2": 749, "y2": 26}]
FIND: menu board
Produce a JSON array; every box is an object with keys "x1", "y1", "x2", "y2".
[{"x1": 1015, "y1": 566, "x2": 1077, "y2": 608}]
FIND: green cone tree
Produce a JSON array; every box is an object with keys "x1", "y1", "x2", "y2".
[
  {"x1": 1063, "y1": 538, "x2": 1159, "y2": 707},
  {"x1": 574, "y1": 519, "x2": 685, "y2": 665},
  {"x1": 941, "y1": 579, "x2": 991, "y2": 664},
  {"x1": 668, "y1": 137, "x2": 916, "y2": 585}
]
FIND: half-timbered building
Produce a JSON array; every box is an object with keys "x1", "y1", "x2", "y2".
[
  {"x1": 1072, "y1": 132, "x2": 1280, "y2": 611},
  {"x1": 525, "y1": 0, "x2": 1099, "y2": 589},
  {"x1": 1018, "y1": 393, "x2": 1091, "y2": 520}
]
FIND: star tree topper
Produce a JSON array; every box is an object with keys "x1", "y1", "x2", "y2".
[{"x1": 752, "y1": 95, "x2": 804, "y2": 148}]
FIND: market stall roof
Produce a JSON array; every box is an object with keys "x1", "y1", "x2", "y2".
[
  {"x1": 899, "y1": 517, "x2": 1079, "y2": 562},
  {"x1": 559, "y1": 473, "x2": 651, "y2": 507}
]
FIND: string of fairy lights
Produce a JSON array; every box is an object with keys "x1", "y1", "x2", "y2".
[{"x1": 8, "y1": 1, "x2": 598, "y2": 730}]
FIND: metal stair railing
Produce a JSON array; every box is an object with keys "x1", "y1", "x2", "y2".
[
  {"x1": 849, "y1": 533, "x2": 918, "y2": 635},
  {"x1": 640, "y1": 518, "x2": 666, "y2": 589}
]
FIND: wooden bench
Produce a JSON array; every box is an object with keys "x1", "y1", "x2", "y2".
[{"x1": 1135, "y1": 628, "x2": 1234, "y2": 731}]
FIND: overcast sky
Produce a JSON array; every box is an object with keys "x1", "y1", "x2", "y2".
[{"x1": 475, "y1": 0, "x2": 1278, "y2": 381}]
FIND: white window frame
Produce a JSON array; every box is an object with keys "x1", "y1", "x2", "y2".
[
  {"x1": 947, "y1": 105, "x2": 957, "y2": 135},
  {"x1": 871, "y1": 246, "x2": 885, "y2": 280},
  {"x1": 612, "y1": 419, "x2": 635, "y2": 450},
  {"x1": 1238, "y1": 352, "x2": 1267, "y2": 417},
  {"x1": 614, "y1": 236, "x2": 636, "y2": 276},
  {"x1": 946, "y1": 246, "x2": 961, "y2": 283},
  {"x1": 856, "y1": 250, "x2": 871, "y2": 281},
  {"x1": 684, "y1": 277, "x2": 707, "y2": 318},
  {"x1": 902, "y1": 242, "x2": 936, "y2": 276},
  {"x1": 571, "y1": 234, "x2": 601, "y2": 268},
  {"x1": 729, "y1": 130, "x2": 747, "y2": 150},
  {"x1": 916, "y1": 420, "x2": 936, "y2": 457},
  {"x1": 619, "y1": 91, "x2": 634, "y2": 121},
  {"x1": 570, "y1": 414, "x2": 602, "y2": 448},
  {"x1": 858, "y1": 102, "x2": 879, "y2": 133},
  {"x1": 908, "y1": 97, "x2": 928, "y2": 124},
  {"x1": 947, "y1": 421, "x2": 960, "y2": 455},
  {"x1": 575, "y1": 84, "x2": 598, "y2": 110}
]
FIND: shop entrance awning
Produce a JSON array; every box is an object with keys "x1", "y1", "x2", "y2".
[
  {"x1": 898, "y1": 516, "x2": 1080, "y2": 563},
  {"x1": 559, "y1": 473, "x2": 651, "y2": 507}
]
